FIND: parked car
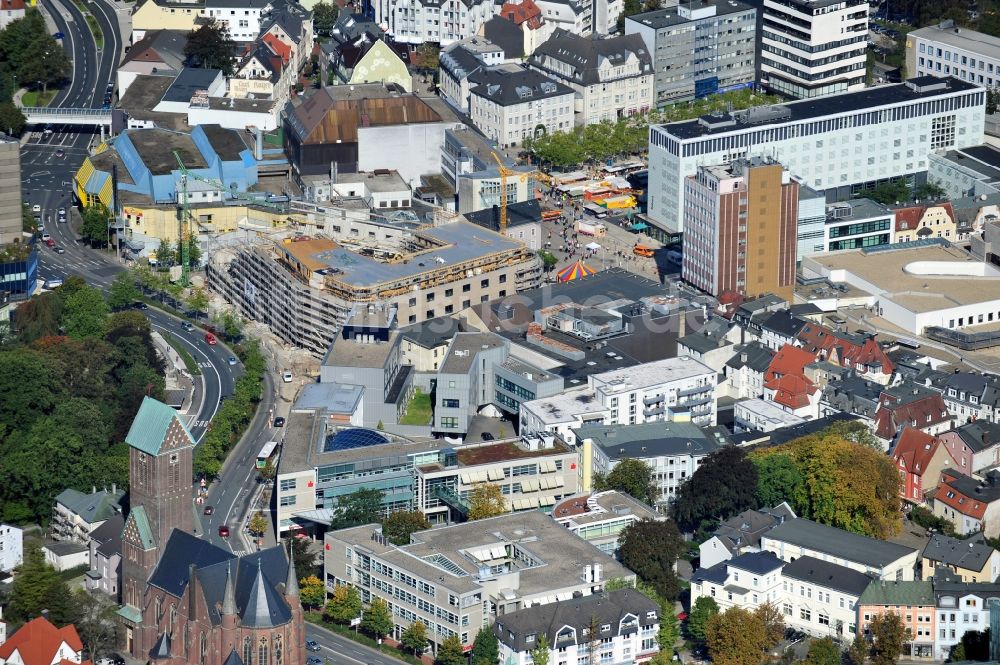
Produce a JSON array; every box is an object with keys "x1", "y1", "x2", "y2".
[
  {"x1": 282, "y1": 370, "x2": 293, "y2": 383},
  {"x1": 227, "y1": 356, "x2": 238, "y2": 366},
  {"x1": 32, "y1": 204, "x2": 40, "y2": 213}
]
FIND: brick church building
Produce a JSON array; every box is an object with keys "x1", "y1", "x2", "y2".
[{"x1": 117, "y1": 397, "x2": 306, "y2": 665}]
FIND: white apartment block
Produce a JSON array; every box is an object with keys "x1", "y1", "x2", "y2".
[
  {"x1": 0, "y1": 524, "x2": 22, "y2": 573},
  {"x1": 760, "y1": 0, "x2": 869, "y2": 99},
  {"x1": 527, "y1": 29, "x2": 654, "y2": 125},
  {"x1": 906, "y1": 21, "x2": 1000, "y2": 90},
  {"x1": 204, "y1": 0, "x2": 271, "y2": 42},
  {"x1": 468, "y1": 66, "x2": 575, "y2": 147},
  {"x1": 519, "y1": 356, "x2": 717, "y2": 442},
  {"x1": 647, "y1": 77, "x2": 986, "y2": 232},
  {"x1": 691, "y1": 552, "x2": 870, "y2": 640},
  {"x1": 374, "y1": 0, "x2": 498, "y2": 46}
]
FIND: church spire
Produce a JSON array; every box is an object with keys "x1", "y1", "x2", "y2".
[
  {"x1": 223, "y1": 562, "x2": 237, "y2": 615},
  {"x1": 285, "y1": 541, "x2": 299, "y2": 598}
]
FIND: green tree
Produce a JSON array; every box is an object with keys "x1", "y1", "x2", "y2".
[
  {"x1": 63, "y1": 284, "x2": 110, "y2": 339},
  {"x1": 413, "y1": 43, "x2": 440, "y2": 72},
  {"x1": 186, "y1": 286, "x2": 209, "y2": 318},
  {"x1": 659, "y1": 609, "x2": 680, "y2": 654},
  {"x1": 323, "y1": 584, "x2": 362, "y2": 624},
  {"x1": 311, "y1": 1, "x2": 336, "y2": 34},
  {"x1": 687, "y1": 596, "x2": 719, "y2": 643},
  {"x1": 183, "y1": 19, "x2": 236, "y2": 75},
  {"x1": 538, "y1": 250, "x2": 558, "y2": 271},
  {"x1": 956, "y1": 628, "x2": 990, "y2": 660},
  {"x1": 332, "y1": 487, "x2": 383, "y2": 529},
  {"x1": 298, "y1": 575, "x2": 326, "y2": 610},
  {"x1": 107, "y1": 271, "x2": 140, "y2": 310},
  {"x1": 468, "y1": 483, "x2": 507, "y2": 520},
  {"x1": 754, "y1": 602, "x2": 784, "y2": 652},
  {"x1": 12, "y1": 291, "x2": 62, "y2": 342},
  {"x1": 617, "y1": 519, "x2": 685, "y2": 601},
  {"x1": 805, "y1": 637, "x2": 841, "y2": 665},
  {"x1": 595, "y1": 458, "x2": 657, "y2": 505},
  {"x1": 73, "y1": 588, "x2": 119, "y2": 659},
  {"x1": 80, "y1": 203, "x2": 110, "y2": 246},
  {"x1": 705, "y1": 606, "x2": 767, "y2": 665},
  {"x1": 361, "y1": 598, "x2": 393, "y2": 639},
  {"x1": 382, "y1": 510, "x2": 431, "y2": 546},
  {"x1": 436, "y1": 634, "x2": 466, "y2": 665},
  {"x1": 7, "y1": 544, "x2": 76, "y2": 625},
  {"x1": 401, "y1": 621, "x2": 428, "y2": 656},
  {"x1": 471, "y1": 625, "x2": 499, "y2": 665},
  {"x1": 529, "y1": 634, "x2": 550, "y2": 665},
  {"x1": 220, "y1": 309, "x2": 243, "y2": 340},
  {"x1": 673, "y1": 445, "x2": 758, "y2": 532},
  {"x1": 22, "y1": 202, "x2": 36, "y2": 232},
  {"x1": 753, "y1": 453, "x2": 803, "y2": 508},
  {"x1": 248, "y1": 512, "x2": 269, "y2": 537},
  {"x1": 0, "y1": 101, "x2": 25, "y2": 135},
  {"x1": 869, "y1": 612, "x2": 909, "y2": 665}
]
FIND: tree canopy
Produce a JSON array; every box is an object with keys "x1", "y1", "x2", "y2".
[
  {"x1": 672, "y1": 445, "x2": 758, "y2": 532},
  {"x1": 80, "y1": 204, "x2": 110, "y2": 247},
  {"x1": 705, "y1": 607, "x2": 769, "y2": 665},
  {"x1": 323, "y1": 585, "x2": 362, "y2": 625},
  {"x1": 382, "y1": 510, "x2": 430, "y2": 546},
  {"x1": 595, "y1": 458, "x2": 657, "y2": 505},
  {"x1": 468, "y1": 483, "x2": 507, "y2": 520},
  {"x1": 0, "y1": 11, "x2": 70, "y2": 96},
  {"x1": 869, "y1": 612, "x2": 909, "y2": 665},
  {"x1": 471, "y1": 626, "x2": 499, "y2": 665},
  {"x1": 183, "y1": 19, "x2": 236, "y2": 75},
  {"x1": 687, "y1": 596, "x2": 719, "y2": 644},
  {"x1": 617, "y1": 519, "x2": 685, "y2": 601}
]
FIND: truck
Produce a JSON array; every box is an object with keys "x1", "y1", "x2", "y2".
[{"x1": 575, "y1": 220, "x2": 607, "y2": 237}]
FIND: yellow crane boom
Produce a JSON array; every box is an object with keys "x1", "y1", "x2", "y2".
[{"x1": 490, "y1": 152, "x2": 553, "y2": 235}]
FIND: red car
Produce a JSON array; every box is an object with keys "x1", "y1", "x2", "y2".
[
  {"x1": 218, "y1": 525, "x2": 230, "y2": 537},
  {"x1": 205, "y1": 332, "x2": 217, "y2": 345},
  {"x1": 45, "y1": 238, "x2": 55, "y2": 248}
]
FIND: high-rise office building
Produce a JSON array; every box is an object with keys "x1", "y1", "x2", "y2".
[
  {"x1": 0, "y1": 135, "x2": 22, "y2": 246},
  {"x1": 682, "y1": 158, "x2": 799, "y2": 300},
  {"x1": 759, "y1": 0, "x2": 869, "y2": 99}
]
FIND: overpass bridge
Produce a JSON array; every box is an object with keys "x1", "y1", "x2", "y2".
[{"x1": 22, "y1": 106, "x2": 114, "y2": 139}]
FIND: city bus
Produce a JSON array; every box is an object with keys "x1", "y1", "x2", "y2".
[{"x1": 256, "y1": 441, "x2": 279, "y2": 469}]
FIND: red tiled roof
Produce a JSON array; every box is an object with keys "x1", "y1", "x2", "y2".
[
  {"x1": 764, "y1": 344, "x2": 816, "y2": 385},
  {"x1": 891, "y1": 427, "x2": 939, "y2": 475},
  {"x1": 0, "y1": 0, "x2": 26, "y2": 10},
  {"x1": 894, "y1": 202, "x2": 956, "y2": 233},
  {"x1": 937, "y1": 472, "x2": 989, "y2": 520},
  {"x1": 796, "y1": 324, "x2": 894, "y2": 376},
  {"x1": 261, "y1": 32, "x2": 291, "y2": 65},
  {"x1": 770, "y1": 374, "x2": 814, "y2": 409},
  {"x1": 875, "y1": 393, "x2": 950, "y2": 440},
  {"x1": 764, "y1": 344, "x2": 818, "y2": 409},
  {"x1": 0, "y1": 618, "x2": 84, "y2": 665},
  {"x1": 500, "y1": 0, "x2": 543, "y2": 29}
]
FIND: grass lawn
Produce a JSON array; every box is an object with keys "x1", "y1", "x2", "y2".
[
  {"x1": 399, "y1": 388, "x2": 432, "y2": 425},
  {"x1": 20, "y1": 89, "x2": 57, "y2": 107},
  {"x1": 163, "y1": 332, "x2": 202, "y2": 376}
]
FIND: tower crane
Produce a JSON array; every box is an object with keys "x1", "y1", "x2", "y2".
[{"x1": 490, "y1": 152, "x2": 554, "y2": 235}]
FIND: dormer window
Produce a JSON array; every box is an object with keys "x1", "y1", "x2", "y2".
[
  {"x1": 526, "y1": 634, "x2": 536, "y2": 644},
  {"x1": 600, "y1": 624, "x2": 611, "y2": 632},
  {"x1": 645, "y1": 611, "x2": 657, "y2": 620}
]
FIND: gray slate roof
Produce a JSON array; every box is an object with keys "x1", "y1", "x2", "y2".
[
  {"x1": 727, "y1": 551, "x2": 784, "y2": 575},
  {"x1": 481, "y1": 16, "x2": 524, "y2": 59},
  {"x1": 529, "y1": 29, "x2": 652, "y2": 86},
  {"x1": 574, "y1": 421, "x2": 726, "y2": 460},
  {"x1": 494, "y1": 588, "x2": 658, "y2": 653},
  {"x1": 55, "y1": 487, "x2": 124, "y2": 524},
  {"x1": 923, "y1": 533, "x2": 996, "y2": 572},
  {"x1": 712, "y1": 504, "x2": 795, "y2": 552},
  {"x1": 725, "y1": 342, "x2": 774, "y2": 373},
  {"x1": 763, "y1": 518, "x2": 916, "y2": 569},
  {"x1": 469, "y1": 66, "x2": 574, "y2": 107},
  {"x1": 781, "y1": 556, "x2": 874, "y2": 597}
]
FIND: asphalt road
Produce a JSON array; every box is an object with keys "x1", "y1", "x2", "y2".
[{"x1": 305, "y1": 623, "x2": 408, "y2": 665}]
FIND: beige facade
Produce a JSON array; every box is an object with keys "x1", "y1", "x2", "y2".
[
  {"x1": 131, "y1": 0, "x2": 204, "y2": 41},
  {"x1": 895, "y1": 204, "x2": 958, "y2": 243},
  {"x1": 348, "y1": 40, "x2": 411, "y2": 92},
  {"x1": 400, "y1": 336, "x2": 451, "y2": 372},
  {"x1": 275, "y1": 468, "x2": 317, "y2": 536},
  {"x1": 122, "y1": 202, "x2": 295, "y2": 244}
]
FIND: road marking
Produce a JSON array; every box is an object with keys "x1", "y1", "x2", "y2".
[{"x1": 320, "y1": 644, "x2": 365, "y2": 665}]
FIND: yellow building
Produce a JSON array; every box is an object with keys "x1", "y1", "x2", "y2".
[
  {"x1": 75, "y1": 147, "x2": 113, "y2": 209},
  {"x1": 131, "y1": 0, "x2": 204, "y2": 39}
]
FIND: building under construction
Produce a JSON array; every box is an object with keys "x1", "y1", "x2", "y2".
[{"x1": 208, "y1": 212, "x2": 543, "y2": 354}]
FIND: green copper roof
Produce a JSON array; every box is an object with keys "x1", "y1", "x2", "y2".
[
  {"x1": 858, "y1": 580, "x2": 934, "y2": 606},
  {"x1": 126, "y1": 506, "x2": 156, "y2": 550},
  {"x1": 125, "y1": 396, "x2": 194, "y2": 455},
  {"x1": 117, "y1": 605, "x2": 143, "y2": 623}
]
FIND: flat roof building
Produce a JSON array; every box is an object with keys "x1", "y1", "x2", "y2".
[
  {"x1": 647, "y1": 77, "x2": 986, "y2": 232},
  {"x1": 552, "y1": 491, "x2": 660, "y2": 554},
  {"x1": 906, "y1": 20, "x2": 1000, "y2": 93}
]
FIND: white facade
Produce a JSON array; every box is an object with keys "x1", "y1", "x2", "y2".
[
  {"x1": 907, "y1": 22, "x2": 1000, "y2": 90},
  {"x1": 496, "y1": 618, "x2": 659, "y2": 665},
  {"x1": 760, "y1": 0, "x2": 869, "y2": 99},
  {"x1": 0, "y1": 3, "x2": 25, "y2": 29},
  {"x1": 734, "y1": 397, "x2": 806, "y2": 433},
  {"x1": 0, "y1": 524, "x2": 22, "y2": 573},
  {"x1": 204, "y1": 0, "x2": 270, "y2": 42},
  {"x1": 589, "y1": 355, "x2": 717, "y2": 426},
  {"x1": 934, "y1": 591, "x2": 995, "y2": 660},
  {"x1": 469, "y1": 84, "x2": 574, "y2": 148},
  {"x1": 374, "y1": 0, "x2": 498, "y2": 46},
  {"x1": 588, "y1": 439, "x2": 712, "y2": 505},
  {"x1": 647, "y1": 78, "x2": 986, "y2": 232},
  {"x1": 357, "y1": 121, "x2": 463, "y2": 188}
]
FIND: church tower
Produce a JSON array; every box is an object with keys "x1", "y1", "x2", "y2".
[{"x1": 119, "y1": 396, "x2": 196, "y2": 658}]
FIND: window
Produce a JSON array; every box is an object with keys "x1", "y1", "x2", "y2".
[
  {"x1": 481, "y1": 279, "x2": 489, "y2": 288},
  {"x1": 442, "y1": 399, "x2": 460, "y2": 408},
  {"x1": 279, "y1": 478, "x2": 297, "y2": 491},
  {"x1": 818, "y1": 613, "x2": 830, "y2": 626},
  {"x1": 801, "y1": 608, "x2": 811, "y2": 621},
  {"x1": 526, "y1": 634, "x2": 536, "y2": 644},
  {"x1": 243, "y1": 637, "x2": 253, "y2": 665}
]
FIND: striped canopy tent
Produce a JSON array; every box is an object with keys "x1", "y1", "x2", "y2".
[{"x1": 557, "y1": 259, "x2": 597, "y2": 282}]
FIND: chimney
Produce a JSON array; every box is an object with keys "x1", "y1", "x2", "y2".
[
  {"x1": 583, "y1": 564, "x2": 592, "y2": 582},
  {"x1": 41, "y1": 609, "x2": 49, "y2": 620},
  {"x1": 112, "y1": 483, "x2": 117, "y2": 494}
]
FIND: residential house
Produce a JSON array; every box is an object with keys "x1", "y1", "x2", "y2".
[
  {"x1": 373, "y1": 0, "x2": 498, "y2": 46},
  {"x1": 398, "y1": 316, "x2": 462, "y2": 372},
  {"x1": 575, "y1": 420, "x2": 730, "y2": 509},
  {"x1": 893, "y1": 201, "x2": 958, "y2": 243},
  {"x1": 131, "y1": 0, "x2": 204, "y2": 42},
  {"x1": 42, "y1": 541, "x2": 89, "y2": 572},
  {"x1": 763, "y1": 344, "x2": 821, "y2": 419},
  {"x1": 734, "y1": 398, "x2": 807, "y2": 433},
  {"x1": 761, "y1": 518, "x2": 919, "y2": 580},
  {"x1": 260, "y1": 1, "x2": 314, "y2": 73},
  {"x1": 552, "y1": 491, "x2": 660, "y2": 555},
  {"x1": 921, "y1": 533, "x2": 1000, "y2": 583},
  {"x1": 86, "y1": 514, "x2": 124, "y2": 599},
  {"x1": 931, "y1": 570, "x2": 1000, "y2": 659},
  {"x1": 937, "y1": 421, "x2": 1000, "y2": 476},
  {"x1": 51, "y1": 486, "x2": 123, "y2": 544},
  {"x1": 796, "y1": 323, "x2": 895, "y2": 384},
  {"x1": 230, "y1": 38, "x2": 292, "y2": 104},
  {"x1": 527, "y1": 29, "x2": 653, "y2": 126},
  {"x1": 677, "y1": 318, "x2": 740, "y2": 373},
  {"x1": 780, "y1": 557, "x2": 872, "y2": 639},
  {"x1": 857, "y1": 581, "x2": 936, "y2": 659},
  {"x1": 819, "y1": 376, "x2": 882, "y2": 424},
  {"x1": 324, "y1": 511, "x2": 635, "y2": 651},
  {"x1": 933, "y1": 468, "x2": 1000, "y2": 537},
  {"x1": 932, "y1": 371, "x2": 1000, "y2": 424},
  {"x1": 494, "y1": 589, "x2": 660, "y2": 665},
  {"x1": 699, "y1": 503, "x2": 796, "y2": 569},
  {"x1": 440, "y1": 41, "x2": 495, "y2": 113},
  {"x1": 331, "y1": 39, "x2": 409, "y2": 91},
  {"x1": 0, "y1": 617, "x2": 89, "y2": 665},
  {"x1": 723, "y1": 342, "x2": 774, "y2": 399},
  {"x1": 496, "y1": 0, "x2": 551, "y2": 56},
  {"x1": 480, "y1": 15, "x2": 530, "y2": 60},
  {"x1": 0, "y1": 0, "x2": 25, "y2": 29},
  {"x1": 468, "y1": 65, "x2": 575, "y2": 148},
  {"x1": 115, "y1": 29, "x2": 186, "y2": 97},
  {"x1": 874, "y1": 383, "x2": 954, "y2": 444},
  {"x1": 891, "y1": 427, "x2": 958, "y2": 504},
  {"x1": 0, "y1": 523, "x2": 22, "y2": 573},
  {"x1": 691, "y1": 551, "x2": 785, "y2": 610},
  {"x1": 753, "y1": 309, "x2": 807, "y2": 351},
  {"x1": 203, "y1": 0, "x2": 272, "y2": 42}
]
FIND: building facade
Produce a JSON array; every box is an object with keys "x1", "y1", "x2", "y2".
[
  {"x1": 0, "y1": 523, "x2": 22, "y2": 573},
  {"x1": 468, "y1": 66, "x2": 575, "y2": 147},
  {"x1": 527, "y1": 29, "x2": 654, "y2": 125},
  {"x1": 647, "y1": 77, "x2": 985, "y2": 232},
  {"x1": 373, "y1": 0, "x2": 498, "y2": 46},
  {"x1": 759, "y1": 0, "x2": 869, "y2": 99},
  {"x1": 906, "y1": 21, "x2": 1000, "y2": 90},
  {"x1": 552, "y1": 491, "x2": 660, "y2": 555},
  {"x1": 682, "y1": 158, "x2": 799, "y2": 300},
  {"x1": 624, "y1": 0, "x2": 757, "y2": 106}
]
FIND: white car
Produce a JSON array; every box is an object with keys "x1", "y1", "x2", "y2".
[
  {"x1": 32, "y1": 204, "x2": 41, "y2": 213},
  {"x1": 41, "y1": 232, "x2": 51, "y2": 241},
  {"x1": 282, "y1": 371, "x2": 293, "y2": 383}
]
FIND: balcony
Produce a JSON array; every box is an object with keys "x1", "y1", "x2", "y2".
[
  {"x1": 643, "y1": 394, "x2": 663, "y2": 406},
  {"x1": 679, "y1": 395, "x2": 713, "y2": 408},
  {"x1": 678, "y1": 385, "x2": 709, "y2": 397},
  {"x1": 643, "y1": 406, "x2": 665, "y2": 417}
]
